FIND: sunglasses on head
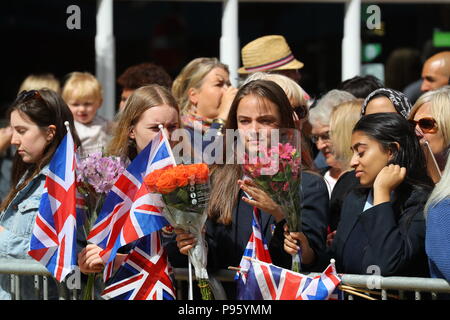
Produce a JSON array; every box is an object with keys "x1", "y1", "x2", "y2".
[
  {"x1": 408, "y1": 117, "x2": 438, "y2": 134},
  {"x1": 15, "y1": 90, "x2": 43, "y2": 104}
]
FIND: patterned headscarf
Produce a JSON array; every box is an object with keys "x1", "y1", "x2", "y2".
[{"x1": 361, "y1": 88, "x2": 412, "y2": 119}]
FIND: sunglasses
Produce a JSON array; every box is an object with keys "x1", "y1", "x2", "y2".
[
  {"x1": 311, "y1": 131, "x2": 331, "y2": 144},
  {"x1": 15, "y1": 90, "x2": 43, "y2": 104},
  {"x1": 293, "y1": 105, "x2": 308, "y2": 120},
  {"x1": 408, "y1": 117, "x2": 438, "y2": 134}
]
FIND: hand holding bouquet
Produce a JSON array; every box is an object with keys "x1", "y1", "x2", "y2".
[
  {"x1": 144, "y1": 163, "x2": 213, "y2": 300},
  {"x1": 242, "y1": 129, "x2": 303, "y2": 272}
]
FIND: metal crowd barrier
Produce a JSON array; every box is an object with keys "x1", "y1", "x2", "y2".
[{"x1": 1, "y1": 258, "x2": 450, "y2": 300}]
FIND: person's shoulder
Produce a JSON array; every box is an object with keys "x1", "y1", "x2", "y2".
[
  {"x1": 332, "y1": 170, "x2": 359, "y2": 193},
  {"x1": 301, "y1": 170, "x2": 324, "y2": 181},
  {"x1": 301, "y1": 170, "x2": 328, "y2": 190},
  {"x1": 427, "y1": 198, "x2": 450, "y2": 223}
]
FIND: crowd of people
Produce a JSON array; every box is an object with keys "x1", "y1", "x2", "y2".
[{"x1": 1, "y1": 34, "x2": 450, "y2": 300}]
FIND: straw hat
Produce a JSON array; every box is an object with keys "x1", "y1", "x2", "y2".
[{"x1": 238, "y1": 35, "x2": 304, "y2": 74}]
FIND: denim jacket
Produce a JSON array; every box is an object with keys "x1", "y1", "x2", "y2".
[{"x1": 0, "y1": 165, "x2": 51, "y2": 299}]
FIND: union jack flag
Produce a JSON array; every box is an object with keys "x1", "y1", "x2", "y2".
[
  {"x1": 238, "y1": 258, "x2": 341, "y2": 300},
  {"x1": 101, "y1": 232, "x2": 176, "y2": 300},
  {"x1": 28, "y1": 130, "x2": 78, "y2": 282},
  {"x1": 238, "y1": 258, "x2": 310, "y2": 300},
  {"x1": 87, "y1": 132, "x2": 175, "y2": 280},
  {"x1": 297, "y1": 262, "x2": 342, "y2": 300},
  {"x1": 235, "y1": 206, "x2": 272, "y2": 289}
]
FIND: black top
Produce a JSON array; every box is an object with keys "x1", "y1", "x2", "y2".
[
  {"x1": 319, "y1": 186, "x2": 431, "y2": 277},
  {"x1": 329, "y1": 170, "x2": 359, "y2": 231}
]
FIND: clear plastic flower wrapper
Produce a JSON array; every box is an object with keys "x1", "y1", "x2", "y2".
[
  {"x1": 144, "y1": 163, "x2": 214, "y2": 300},
  {"x1": 240, "y1": 128, "x2": 303, "y2": 272}
]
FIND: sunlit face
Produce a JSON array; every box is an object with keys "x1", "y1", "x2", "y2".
[
  {"x1": 311, "y1": 123, "x2": 339, "y2": 169},
  {"x1": 364, "y1": 96, "x2": 397, "y2": 115},
  {"x1": 412, "y1": 102, "x2": 445, "y2": 155},
  {"x1": 236, "y1": 95, "x2": 281, "y2": 154},
  {"x1": 10, "y1": 110, "x2": 54, "y2": 164},
  {"x1": 350, "y1": 131, "x2": 392, "y2": 187},
  {"x1": 189, "y1": 67, "x2": 231, "y2": 120},
  {"x1": 129, "y1": 105, "x2": 179, "y2": 153},
  {"x1": 421, "y1": 60, "x2": 449, "y2": 92},
  {"x1": 119, "y1": 89, "x2": 134, "y2": 111},
  {"x1": 67, "y1": 93, "x2": 102, "y2": 124}
]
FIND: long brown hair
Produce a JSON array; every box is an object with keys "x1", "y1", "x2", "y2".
[
  {"x1": 207, "y1": 80, "x2": 296, "y2": 225},
  {"x1": 108, "y1": 84, "x2": 180, "y2": 161},
  {"x1": 0, "y1": 89, "x2": 80, "y2": 212}
]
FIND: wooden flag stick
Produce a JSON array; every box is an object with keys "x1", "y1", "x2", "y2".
[
  {"x1": 228, "y1": 266, "x2": 241, "y2": 271},
  {"x1": 339, "y1": 285, "x2": 399, "y2": 299},
  {"x1": 338, "y1": 286, "x2": 378, "y2": 300}
]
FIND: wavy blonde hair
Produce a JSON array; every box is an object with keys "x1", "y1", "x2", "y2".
[
  {"x1": 329, "y1": 99, "x2": 364, "y2": 171},
  {"x1": 107, "y1": 84, "x2": 179, "y2": 160},
  {"x1": 172, "y1": 57, "x2": 229, "y2": 116}
]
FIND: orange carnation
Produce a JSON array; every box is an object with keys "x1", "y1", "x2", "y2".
[
  {"x1": 194, "y1": 163, "x2": 209, "y2": 184},
  {"x1": 144, "y1": 168, "x2": 165, "y2": 193},
  {"x1": 143, "y1": 163, "x2": 209, "y2": 194},
  {"x1": 155, "y1": 171, "x2": 179, "y2": 194}
]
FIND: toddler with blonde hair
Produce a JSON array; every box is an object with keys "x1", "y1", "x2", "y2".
[{"x1": 62, "y1": 71, "x2": 113, "y2": 154}]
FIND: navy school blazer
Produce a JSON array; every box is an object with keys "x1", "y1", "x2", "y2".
[{"x1": 321, "y1": 186, "x2": 431, "y2": 277}]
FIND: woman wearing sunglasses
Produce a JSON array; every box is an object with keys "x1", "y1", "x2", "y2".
[{"x1": 408, "y1": 86, "x2": 450, "y2": 183}]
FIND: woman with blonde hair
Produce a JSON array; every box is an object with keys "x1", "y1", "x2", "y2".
[
  {"x1": 172, "y1": 57, "x2": 237, "y2": 155},
  {"x1": 408, "y1": 86, "x2": 450, "y2": 183},
  {"x1": 327, "y1": 99, "x2": 363, "y2": 235},
  {"x1": 329, "y1": 99, "x2": 364, "y2": 170}
]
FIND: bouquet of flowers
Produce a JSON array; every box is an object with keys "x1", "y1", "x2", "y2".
[
  {"x1": 241, "y1": 129, "x2": 303, "y2": 272},
  {"x1": 76, "y1": 151, "x2": 126, "y2": 299},
  {"x1": 144, "y1": 163, "x2": 213, "y2": 300}
]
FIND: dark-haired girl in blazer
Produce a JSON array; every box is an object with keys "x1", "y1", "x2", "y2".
[{"x1": 285, "y1": 113, "x2": 434, "y2": 277}]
